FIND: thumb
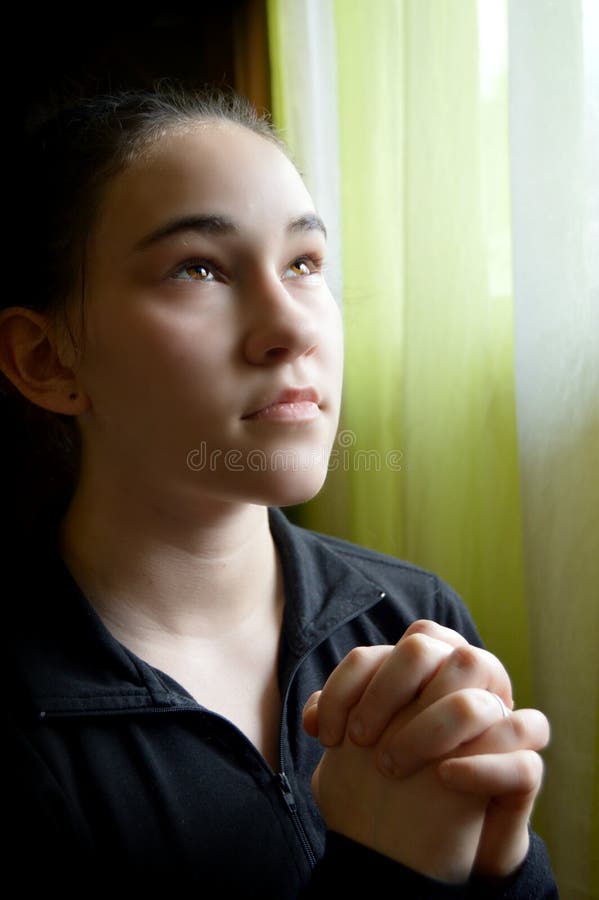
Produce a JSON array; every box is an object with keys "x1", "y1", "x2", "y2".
[
  {"x1": 311, "y1": 758, "x2": 322, "y2": 804},
  {"x1": 302, "y1": 690, "x2": 322, "y2": 737}
]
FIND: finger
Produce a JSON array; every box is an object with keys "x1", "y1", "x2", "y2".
[
  {"x1": 437, "y1": 750, "x2": 545, "y2": 797},
  {"x1": 376, "y1": 688, "x2": 509, "y2": 777},
  {"x1": 302, "y1": 691, "x2": 322, "y2": 738},
  {"x1": 472, "y1": 800, "x2": 534, "y2": 877},
  {"x1": 347, "y1": 634, "x2": 455, "y2": 746},
  {"x1": 400, "y1": 619, "x2": 471, "y2": 649},
  {"x1": 311, "y1": 758, "x2": 322, "y2": 804},
  {"x1": 418, "y1": 644, "x2": 514, "y2": 711},
  {"x1": 316, "y1": 646, "x2": 394, "y2": 746},
  {"x1": 451, "y1": 709, "x2": 550, "y2": 759}
]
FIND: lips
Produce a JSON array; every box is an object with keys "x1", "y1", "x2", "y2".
[{"x1": 242, "y1": 387, "x2": 321, "y2": 422}]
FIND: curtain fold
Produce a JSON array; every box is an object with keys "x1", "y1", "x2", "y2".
[
  {"x1": 332, "y1": 0, "x2": 406, "y2": 555},
  {"x1": 267, "y1": 1, "x2": 598, "y2": 895},
  {"x1": 509, "y1": 1, "x2": 599, "y2": 894},
  {"x1": 400, "y1": 0, "x2": 531, "y2": 702}
]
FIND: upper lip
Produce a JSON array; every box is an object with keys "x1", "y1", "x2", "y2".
[{"x1": 242, "y1": 386, "x2": 321, "y2": 418}]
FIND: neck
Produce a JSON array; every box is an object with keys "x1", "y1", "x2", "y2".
[{"x1": 57, "y1": 475, "x2": 281, "y2": 643}]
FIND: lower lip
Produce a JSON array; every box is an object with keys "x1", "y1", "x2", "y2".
[{"x1": 244, "y1": 401, "x2": 321, "y2": 423}]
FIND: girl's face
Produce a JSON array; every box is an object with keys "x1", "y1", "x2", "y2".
[{"x1": 73, "y1": 120, "x2": 344, "y2": 511}]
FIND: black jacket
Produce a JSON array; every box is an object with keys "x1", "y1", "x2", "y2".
[{"x1": 7, "y1": 508, "x2": 558, "y2": 897}]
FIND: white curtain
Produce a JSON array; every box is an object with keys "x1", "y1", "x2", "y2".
[
  {"x1": 510, "y1": 1, "x2": 599, "y2": 895},
  {"x1": 268, "y1": 0, "x2": 343, "y2": 306}
]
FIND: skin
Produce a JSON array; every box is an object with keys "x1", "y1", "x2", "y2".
[
  {"x1": 303, "y1": 620, "x2": 550, "y2": 879},
  {"x1": 0, "y1": 119, "x2": 549, "y2": 883},
  {"x1": 1, "y1": 120, "x2": 344, "y2": 770}
]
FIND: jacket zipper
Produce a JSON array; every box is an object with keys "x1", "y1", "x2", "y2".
[
  {"x1": 39, "y1": 589, "x2": 387, "y2": 874},
  {"x1": 42, "y1": 700, "x2": 319, "y2": 870},
  {"x1": 277, "y1": 772, "x2": 317, "y2": 868},
  {"x1": 276, "y1": 648, "x2": 319, "y2": 869},
  {"x1": 274, "y1": 589, "x2": 386, "y2": 870}
]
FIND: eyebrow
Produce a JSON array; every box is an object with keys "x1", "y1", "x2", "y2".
[{"x1": 133, "y1": 212, "x2": 327, "y2": 252}]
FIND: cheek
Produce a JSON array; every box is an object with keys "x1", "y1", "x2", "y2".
[
  {"x1": 90, "y1": 294, "x2": 231, "y2": 368},
  {"x1": 79, "y1": 307, "x2": 234, "y2": 420},
  {"x1": 322, "y1": 302, "x2": 345, "y2": 376}
]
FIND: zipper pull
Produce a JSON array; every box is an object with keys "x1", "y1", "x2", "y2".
[{"x1": 278, "y1": 772, "x2": 297, "y2": 813}]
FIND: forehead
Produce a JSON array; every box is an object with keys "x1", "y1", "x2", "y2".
[{"x1": 91, "y1": 121, "x2": 316, "y2": 256}]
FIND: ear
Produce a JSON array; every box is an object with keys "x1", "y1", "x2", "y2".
[{"x1": 0, "y1": 307, "x2": 90, "y2": 415}]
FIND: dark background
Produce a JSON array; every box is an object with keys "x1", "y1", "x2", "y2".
[
  {"x1": 4, "y1": 2, "x2": 270, "y2": 549},
  {"x1": 14, "y1": 2, "x2": 270, "y2": 130}
]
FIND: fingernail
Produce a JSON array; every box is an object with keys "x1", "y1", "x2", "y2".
[
  {"x1": 379, "y1": 753, "x2": 398, "y2": 776},
  {"x1": 348, "y1": 718, "x2": 365, "y2": 741}
]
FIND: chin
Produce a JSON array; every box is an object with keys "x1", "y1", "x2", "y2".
[
  {"x1": 184, "y1": 443, "x2": 334, "y2": 508},
  {"x1": 206, "y1": 450, "x2": 329, "y2": 508},
  {"x1": 246, "y1": 465, "x2": 330, "y2": 509}
]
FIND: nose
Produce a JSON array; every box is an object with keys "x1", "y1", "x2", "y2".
[{"x1": 242, "y1": 274, "x2": 320, "y2": 366}]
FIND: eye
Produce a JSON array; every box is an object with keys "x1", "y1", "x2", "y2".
[
  {"x1": 283, "y1": 256, "x2": 321, "y2": 279},
  {"x1": 170, "y1": 259, "x2": 217, "y2": 282}
]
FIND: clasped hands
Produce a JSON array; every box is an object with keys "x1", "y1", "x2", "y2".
[{"x1": 302, "y1": 620, "x2": 550, "y2": 885}]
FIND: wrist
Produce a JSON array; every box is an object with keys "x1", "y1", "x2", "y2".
[
  {"x1": 473, "y1": 821, "x2": 530, "y2": 877},
  {"x1": 315, "y1": 832, "x2": 468, "y2": 894}
]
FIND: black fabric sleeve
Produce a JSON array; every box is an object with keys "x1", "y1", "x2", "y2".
[
  {"x1": 302, "y1": 829, "x2": 559, "y2": 899},
  {"x1": 303, "y1": 831, "x2": 468, "y2": 898},
  {"x1": 468, "y1": 830, "x2": 559, "y2": 898},
  {"x1": 7, "y1": 723, "x2": 97, "y2": 892}
]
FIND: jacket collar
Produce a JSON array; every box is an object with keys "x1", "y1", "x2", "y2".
[
  {"x1": 9, "y1": 508, "x2": 383, "y2": 718},
  {"x1": 270, "y1": 508, "x2": 383, "y2": 662}
]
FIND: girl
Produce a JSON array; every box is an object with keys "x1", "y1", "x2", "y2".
[{"x1": 2, "y1": 84, "x2": 557, "y2": 896}]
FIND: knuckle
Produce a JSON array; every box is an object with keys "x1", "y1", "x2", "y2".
[
  {"x1": 317, "y1": 679, "x2": 340, "y2": 715},
  {"x1": 316, "y1": 692, "x2": 337, "y2": 720},
  {"x1": 403, "y1": 619, "x2": 436, "y2": 639},
  {"x1": 449, "y1": 690, "x2": 481, "y2": 722},
  {"x1": 508, "y1": 713, "x2": 529, "y2": 743},
  {"x1": 510, "y1": 709, "x2": 551, "y2": 749},
  {"x1": 516, "y1": 751, "x2": 544, "y2": 790},
  {"x1": 399, "y1": 633, "x2": 432, "y2": 664},
  {"x1": 449, "y1": 645, "x2": 480, "y2": 674},
  {"x1": 344, "y1": 646, "x2": 372, "y2": 671}
]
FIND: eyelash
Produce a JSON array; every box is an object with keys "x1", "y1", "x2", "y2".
[
  {"x1": 169, "y1": 254, "x2": 325, "y2": 283},
  {"x1": 287, "y1": 255, "x2": 325, "y2": 277},
  {"x1": 169, "y1": 257, "x2": 221, "y2": 283}
]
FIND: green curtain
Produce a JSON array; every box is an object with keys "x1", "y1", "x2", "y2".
[
  {"x1": 269, "y1": 0, "x2": 531, "y2": 698},
  {"x1": 267, "y1": 1, "x2": 598, "y2": 895}
]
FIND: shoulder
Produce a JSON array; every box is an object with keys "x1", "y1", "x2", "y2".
[
  {"x1": 321, "y1": 530, "x2": 479, "y2": 636},
  {"x1": 272, "y1": 509, "x2": 484, "y2": 646},
  {"x1": 308, "y1": 526, "x2": 440, "y2": 586}
]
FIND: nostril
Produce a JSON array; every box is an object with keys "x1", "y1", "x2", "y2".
[
  {"x1": 265, "y1": 347, "x2": 290, "y2": 361},
  {"x1": 243, "y1": 316, "x2": 320, "y2": 366}
]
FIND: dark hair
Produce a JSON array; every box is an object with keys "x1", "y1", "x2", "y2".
[{"x1": 2, "y1": 80, "x2": 286, "y2": 543}]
